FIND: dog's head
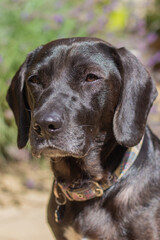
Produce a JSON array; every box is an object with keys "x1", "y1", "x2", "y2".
[{"x1": 7, "y1": 37, "x2": 157, "y2": 163}]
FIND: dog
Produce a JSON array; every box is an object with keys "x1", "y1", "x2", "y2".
[{"x1": 7, "y1": 37, "x2": 160, "y2": 240}]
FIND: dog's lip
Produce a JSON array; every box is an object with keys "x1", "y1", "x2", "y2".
[{"x1": 31, "y1": 146, "x2": 85, "y2": 159}]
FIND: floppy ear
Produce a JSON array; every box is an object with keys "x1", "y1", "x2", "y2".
[
  {"x1": 6, "y1": 60, "x2": 30, "y2": 149},
  {"x1": 113, "y1": 47, "x2": 158, "y2": 147}
]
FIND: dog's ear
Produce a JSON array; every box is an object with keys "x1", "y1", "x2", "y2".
[
  {"x1": 6, "y1": 58, "x2": 30, "y2": 149},
  {"x1": 113, "y1": 47, "x2": 157, "y2": 147}
]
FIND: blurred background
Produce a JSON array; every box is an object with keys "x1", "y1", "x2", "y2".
[{"x1": 0, "y1": 0, "x2": 160, "y2": 239}]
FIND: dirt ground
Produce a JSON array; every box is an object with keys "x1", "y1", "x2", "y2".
[
  {"x1": 0, "y1": 197, "x2": 53, "y2": 240},
  {"x1": 0, "y1": 86, "x2": 160, "y2": 240},
  {"x1": 0, "y1": 162, "x2": 55, "y2": 240}
]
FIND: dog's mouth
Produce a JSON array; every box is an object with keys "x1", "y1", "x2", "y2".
[
  {"x1": 31, "y1": 146, "x2": 86, "y2": 159},
  {"x1": 30, "y1": 128, "x2": 95, "y2": 160}
]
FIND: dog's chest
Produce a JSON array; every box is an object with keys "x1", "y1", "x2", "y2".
[{"x1": 62, "y1": 202, "x2": 118, "y2": 240}]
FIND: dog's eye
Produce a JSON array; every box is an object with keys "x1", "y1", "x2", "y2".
[
  {"x1": 28, "y1": 75, "x2": 40, "y2": 85},
  {"x1": 86, "y1": 74, "x2": 99, "y2": 82}
]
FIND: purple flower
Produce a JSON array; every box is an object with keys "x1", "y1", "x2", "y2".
[
  {"x1": 0, "y1": 55, "x2": 3, "y2": 64},
  {"x1": 103, "y1": 0, "x2": 118, "y2": 13},
  {"x1": 54, "y1": 1, "x2": 64, "y2": 9},
  {"x1": 84, "y1": 0, "x2": 94, "y2": 8},
  {"x1": 21, "y1": 12, "x2": 30, "y2": 21},
  {"x1": 143, "y1": 0, "x2": 152, "y2": 7},
  {"x1": 150, "y1": 105, "x2": 158, "y2": 114},
  {"x1": 42, "y1": 24, "x2": 51, "y2": 32},
  {"x1": 53, "y1": 14, "x2": 64, "y2": 24},
  {"x1": 86, "y1": 12, "x2": 94, "y2": 21},
  {"x1": 110, "y1": 0, "x2": 119, "y2": 10},
  {"x1": 87, "y1": 26, "x2": 98, "y2": 35},
  {"x1": 147, "y1": 51, "x2": 160, "y2": 67},
  {"x1": 70, "y1": 7, "x2": 82, "y2": 18},
  {"x1": 147, "y1": 32, "x2": 158, "y2": 44},
  {"x1": 136, "y1": 19, "x2": 146, "y2": 36},
  {"x1": 137, "y1": 41, "x2": 147, "y2": 52},
  {"x1": 103, "y1": 5, "x2": 110, "y2": 13},
  {"x1": 25, "y1": 179, "x2": 36, "y2": 189},
  {"x1": 98, "y1": 16, "x2": 108, "y2": 27}
]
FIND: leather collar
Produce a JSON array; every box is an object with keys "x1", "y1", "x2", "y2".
[{"x1": 53, "y1": 137, "x2": 143, "y2": 204}]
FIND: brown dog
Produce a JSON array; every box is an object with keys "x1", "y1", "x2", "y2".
[{"x1": 7, "y1": 38, "x2": 160, "y2": 240}]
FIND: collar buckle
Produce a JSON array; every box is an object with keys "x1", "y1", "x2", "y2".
[{"x1": 54, "y1": 180, "x2": 104, "y2": 202}]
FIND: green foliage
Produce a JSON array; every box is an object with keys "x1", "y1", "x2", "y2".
[{"x1": 146, "y1": 0, "x2": 160, "y2": 35}]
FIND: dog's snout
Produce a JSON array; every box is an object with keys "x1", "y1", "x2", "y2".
[{"x1": 33, "y1": 112, "x2": 63, "y2": 136}]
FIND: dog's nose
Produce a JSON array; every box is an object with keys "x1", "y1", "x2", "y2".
[{"x1": 33, "y1": 113, "x2": 63, "y2": 136}]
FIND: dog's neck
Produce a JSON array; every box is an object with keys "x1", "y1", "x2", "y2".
[{"x1": 50, "y1": 133, "x2": 127, "y2": 183}]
